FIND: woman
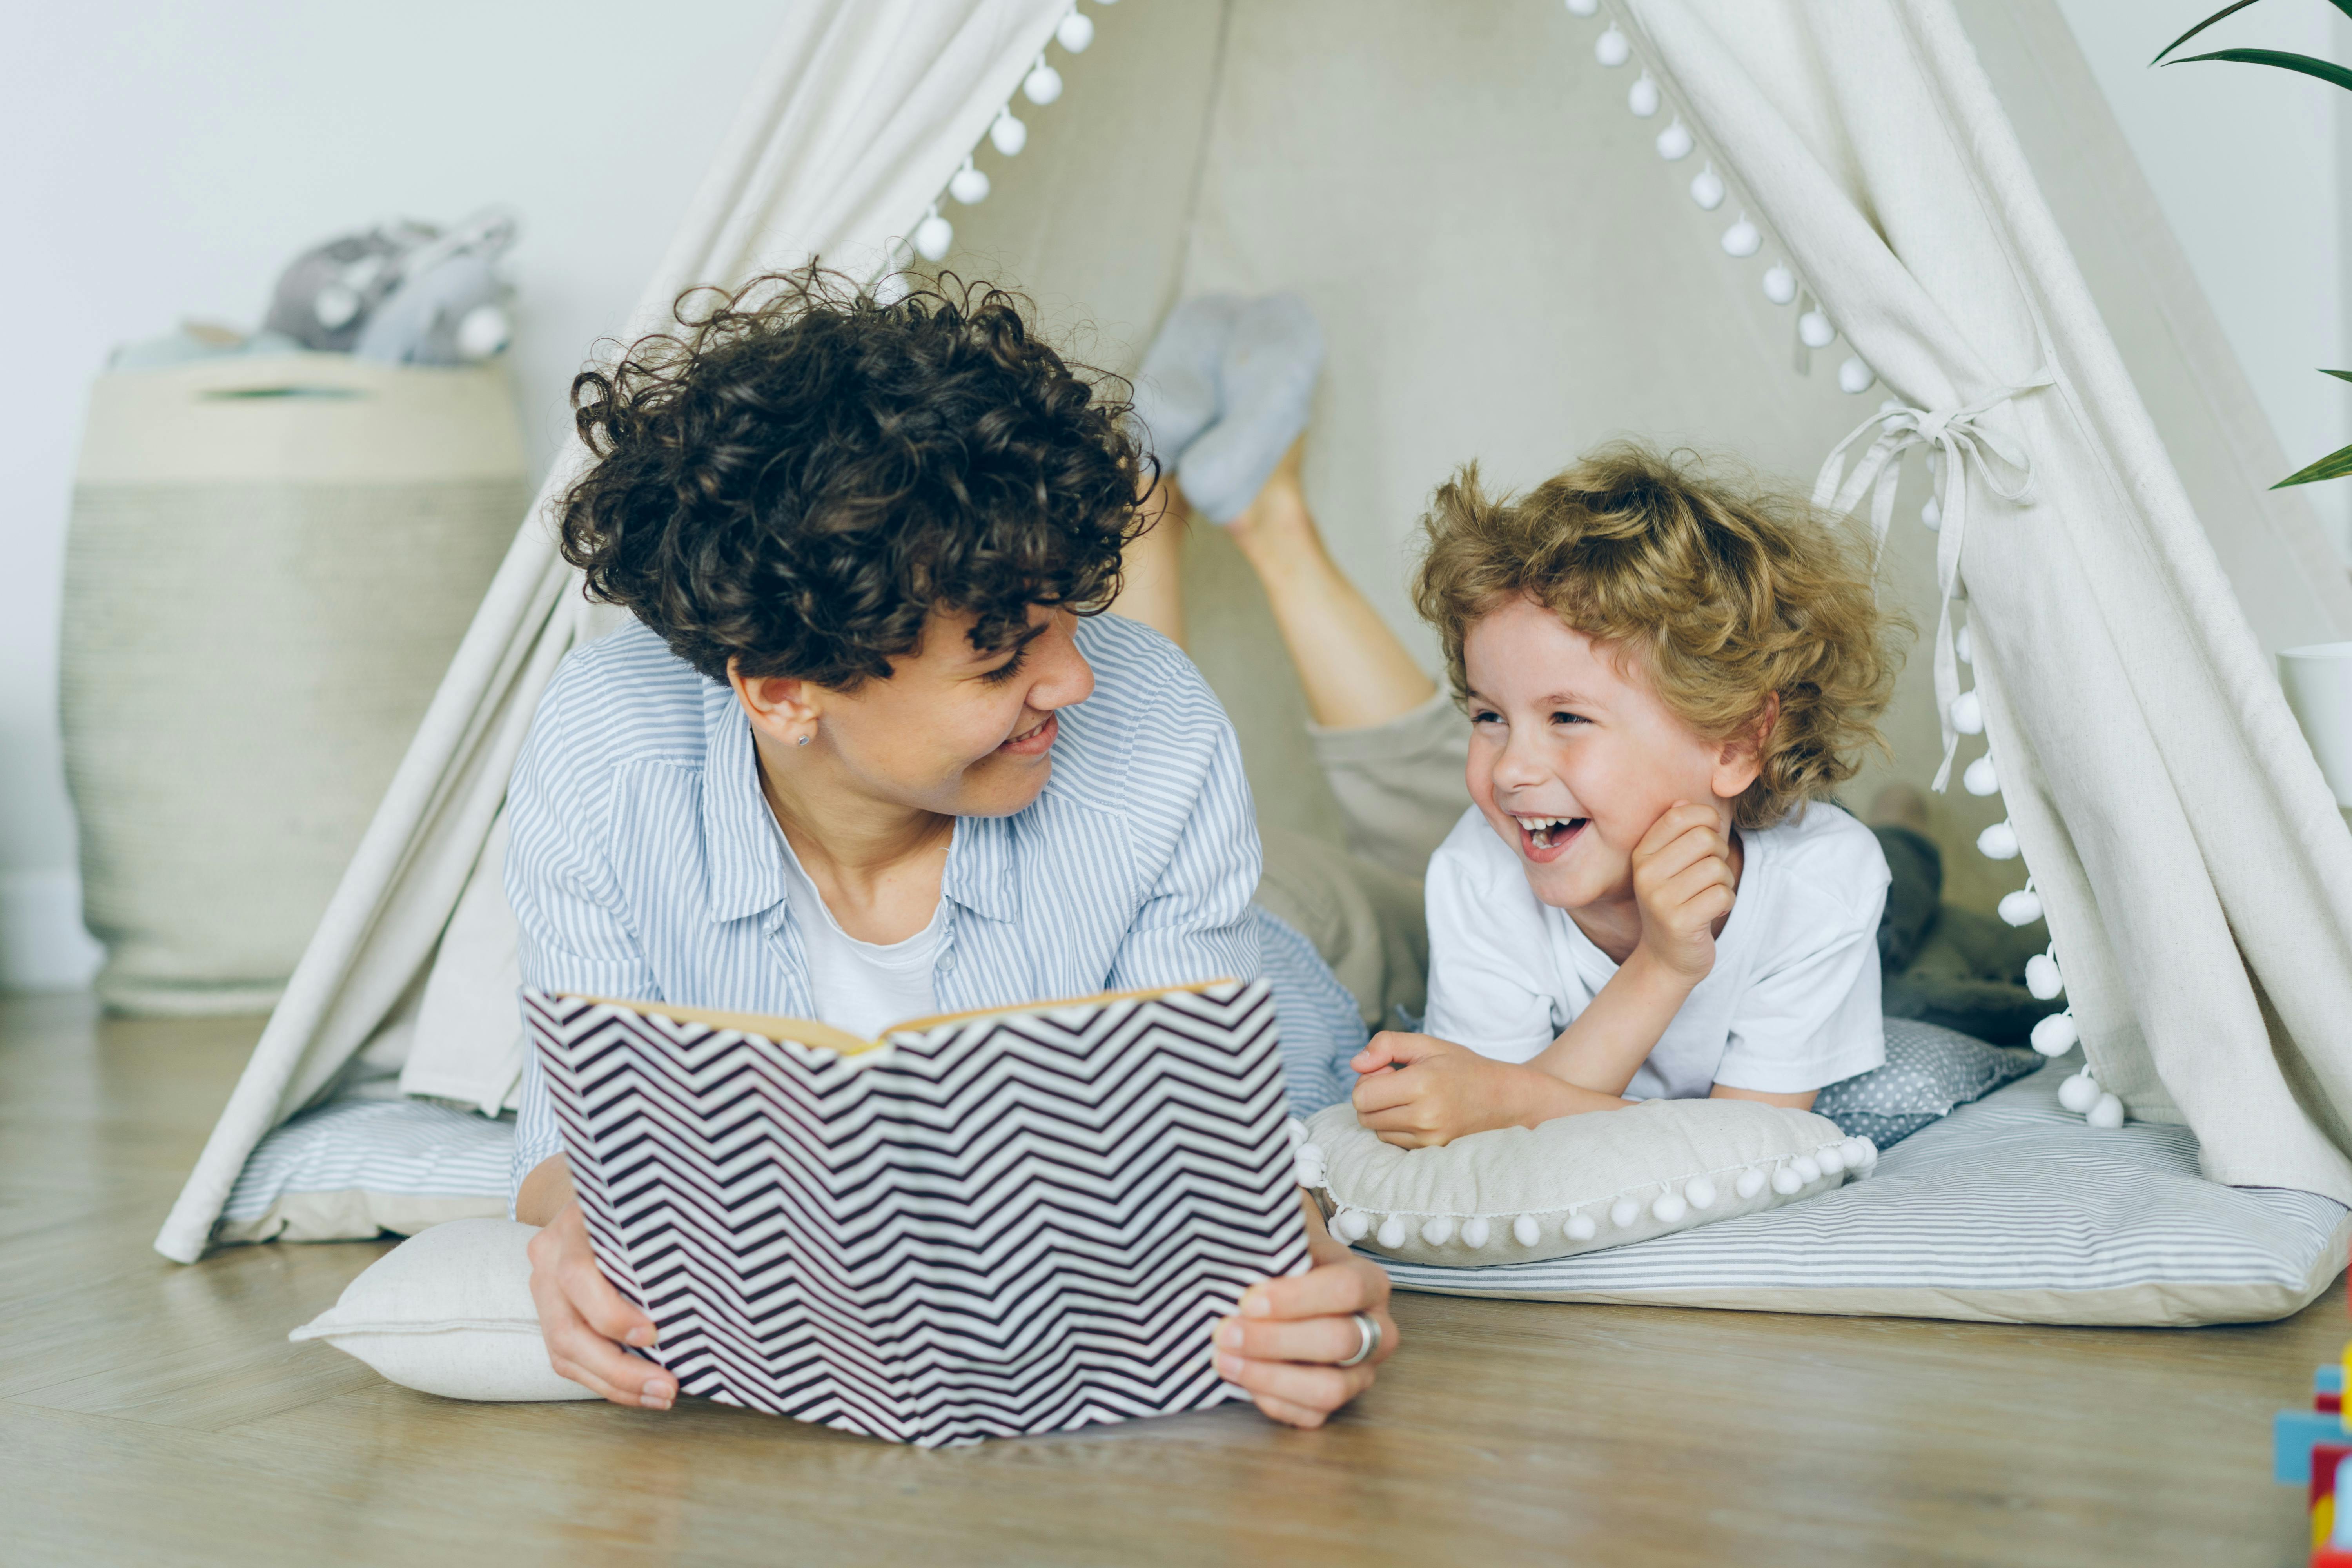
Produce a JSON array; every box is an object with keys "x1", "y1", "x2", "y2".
[{"x1": 506, "y1": 270, "x2": 1396, "y2": 1430}]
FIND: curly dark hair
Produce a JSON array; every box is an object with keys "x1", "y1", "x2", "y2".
[{"x1": 559, "y1": 267, "x2": 1148, "y2": 688}]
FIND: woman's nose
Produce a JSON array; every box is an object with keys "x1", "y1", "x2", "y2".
[{"x1": 1029, "y1": 615, "x2": 1096, "y2": 710}]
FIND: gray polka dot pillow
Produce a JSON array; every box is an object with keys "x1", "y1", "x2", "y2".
[{"x1": 1811, "y1": 1018, "x2": 2040, "y2": 1149}]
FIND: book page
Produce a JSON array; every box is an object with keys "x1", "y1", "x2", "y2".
[{"x1": 561, "y1": 976, "x2": 1236, "y2": 1056}]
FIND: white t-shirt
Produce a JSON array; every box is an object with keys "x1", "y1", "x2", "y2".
[
  {"x1": 777, "y1": 842, "x2": 942, "y2": 1041},
  {"x1": 1420, "y1": 802, "x2": 1889, "y2": 1099}
]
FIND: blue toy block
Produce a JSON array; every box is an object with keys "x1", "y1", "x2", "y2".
[
  {"x1": 2278, "y1": 1409, "x2": 2348, "y2": 1483},
  {"x1": 2322, "y1": 1365, "x2": 2347, "y2": 1396}
]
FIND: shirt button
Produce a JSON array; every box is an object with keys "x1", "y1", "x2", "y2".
[{"x1": 938, "y1": 948, "x2": 957, "y2": 973}]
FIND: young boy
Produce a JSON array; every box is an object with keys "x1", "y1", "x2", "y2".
[{"x1": 1348, "y1": 444, "x2": 1901, "y2": 1148}]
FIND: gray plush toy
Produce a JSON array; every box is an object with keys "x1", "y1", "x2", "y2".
[{"x1": 263, "y1": 208, "x2": 515, "y2": 364}]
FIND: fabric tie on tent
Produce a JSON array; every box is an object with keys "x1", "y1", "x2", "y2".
[{"x1": 1813, "y1": 372, "x2": 2053, "y2": 787}]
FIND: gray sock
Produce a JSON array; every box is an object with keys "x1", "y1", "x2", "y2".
[
  {"x1": 1178, "y1": 294, "x2": 1324, "y2": 524},
  {"x1": 1127, "y1": 294, "x2": 1244, "y2": 471}
]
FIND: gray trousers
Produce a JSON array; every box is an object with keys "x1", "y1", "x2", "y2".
[{"x1": 1254, "y1": 692, "x2": 1467, "y2": 1031}]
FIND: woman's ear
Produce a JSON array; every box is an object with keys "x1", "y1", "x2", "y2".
[
  {"x1": 1710, "y1": 692, "x2": 1779, "y2": 802},
  {"x1": 730, "y1": 657, "x2": 822, "y2": 748}
]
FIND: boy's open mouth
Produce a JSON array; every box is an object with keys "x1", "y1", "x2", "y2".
[{"x1": 1512, "y1": 814, "x2": 1587, "y2": 863}]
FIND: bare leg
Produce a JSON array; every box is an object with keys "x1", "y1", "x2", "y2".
[
  {"x1": 1227, "y1": 440, "x2": 1435, "y2": 731},
  {"x1": 1117, "y1": 477, "x2": 1190, "y2": 646}
]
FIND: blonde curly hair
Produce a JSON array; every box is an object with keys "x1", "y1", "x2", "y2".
[{"x1": 1411, "y1": 442, "x2": 1906, "y2": 830}]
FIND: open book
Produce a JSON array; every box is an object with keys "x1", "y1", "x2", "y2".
[{"x1": 523, "y1": 977, "x2": 1307, "y2": 1448}]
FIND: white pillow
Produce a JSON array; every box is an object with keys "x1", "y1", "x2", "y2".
[
  {"x1": 289, "y1": 1218, "x2": 595, "y2": 1401},
  {"x1": 1298, "y1": 1098, "x2": 1873, "y2": 1266}
]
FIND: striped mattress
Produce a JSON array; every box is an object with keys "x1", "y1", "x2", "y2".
[
  {"x1": 1376, "y1": 1063, "x2": 2348, "y2": 1325},
  {"x1": 219, "y1": 1065, "x2": 2344, "y2": 1327}
]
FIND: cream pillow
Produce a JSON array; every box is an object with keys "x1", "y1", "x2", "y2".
[
  {"x1": 1296, "y1": 1098, "x2": 1874, "y2": 1266},
  {"x1": 289, "y1": 1218, "x2": 595, "y2": 1401}
]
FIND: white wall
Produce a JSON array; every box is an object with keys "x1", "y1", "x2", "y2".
[
  {"x1": 0, "y1": 0, "x2": 784, "y2": 987},
  {"x1": 2056, "y1": 0, "x2": 2352, "y2": 555},
  {"x1": 4, "y1": 0, "x2": 2350, "y2": 988}
]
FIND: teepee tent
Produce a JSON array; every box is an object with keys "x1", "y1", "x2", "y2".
[{"x1": 158, "y1": 0, "x2": 2352, "y2": 1265}]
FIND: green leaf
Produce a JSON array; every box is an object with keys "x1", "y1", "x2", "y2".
[
  {"x1": 2151, "y1": 0, "x2": 2269, "y2": 66},
  {"x1": 2275, "y1": 440, "x2": 2352, "y2": 488},
  {"x1": 2163, "y1": 47, "x2": 2352, "y2": 94},
  {"x1": 2323, "y1": 369, "x2": 2352, "y2": 384}
]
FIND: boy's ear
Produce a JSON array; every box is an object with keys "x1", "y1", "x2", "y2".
[
  {"x1": 730, "y1": 657, "x2": 822, "y2": 746},
  {"x1": 1710, "y1": 692, "x2": 1779, "y2": 802}
]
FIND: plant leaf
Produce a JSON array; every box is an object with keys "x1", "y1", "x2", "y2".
[
  {"x1": 2163, "y1": 47, "x2": 2352, "y2": 94},
  {"x1": 2151, "y1": 0, "x2": 2269, "y2": 66},
  {"x1": 2323, "y1": 369, "x2": 2352, "y2": 384},
  {"x1": 2276, "y1": 440, "x2": 2352, "y2": 488}
]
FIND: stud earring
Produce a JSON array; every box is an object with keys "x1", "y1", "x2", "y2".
[{"x1": 797, "y1": 734, "x2": 811, "y2": 747}]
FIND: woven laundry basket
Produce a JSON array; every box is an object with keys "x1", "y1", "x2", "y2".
[{"x1": 60, "y1": 353, "x2": 527, "y2": 1016}]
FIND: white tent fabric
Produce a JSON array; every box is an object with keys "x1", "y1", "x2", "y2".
[
  {"x1": 157, "y1": 0, "x2": 2352, "y2": 1263},
  {"x1": 1622, "y1": 0, "x2": 2352, "y2": 1201}
]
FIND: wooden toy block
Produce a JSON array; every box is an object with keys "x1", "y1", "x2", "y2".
[
  {"x1": 2311, "y1": 1445, "x2": 2352, "y2": 1509},
  {"x1": 2321, "y1": 1366, "x2": 2347, "y2": 1396},
  {"x1": 2281, "y1": 1412, "x2": 2348, "y2": 1483},
  {"x1": 2318, "y1": 1452, "x2": 2352, "y2": 1562}
]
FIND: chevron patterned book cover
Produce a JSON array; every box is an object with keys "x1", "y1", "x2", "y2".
[{"x1": 523, "y1": 978, "x2": 1309, "y2": 1447}]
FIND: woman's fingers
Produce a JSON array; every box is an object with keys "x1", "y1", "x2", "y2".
[
  {"x1": 530, "y1": 1269, "x2": 671, "y2": 1406},
  {"x1": 1239, "y1": 1256, "x2": 1393, "y2": 1326},
  {"x1": 561, "y1": 1250, "x2": 657, "y2": 1348},
  {"x1": 1216, "y1": 1307, "x2": 1396, "y2": 1366},
  {"x1": 1216, "y1": 1350, "x2": 1377, "y2": 1417},
  {"x1": 1246, "y1": 1390, "x2": 1337, "y2": 1430},
  {"x1": 526, "y1": 1204, "x2": 675, "y2": 1408}
]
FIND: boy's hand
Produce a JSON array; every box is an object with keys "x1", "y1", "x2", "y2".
[
  {"x1": 1629, "y1": 801, "x2": 1737, "y2": 983},
  {"x1": 1350, "y1": 1031, "x2": 1564, "y2": 1148}
]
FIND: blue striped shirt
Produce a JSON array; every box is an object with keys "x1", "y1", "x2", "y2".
[{"x1": 507, "y1": 613, "x2": 1364, "y2": 1195}]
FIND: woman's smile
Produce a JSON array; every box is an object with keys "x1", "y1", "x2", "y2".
[{"x1": 998, "y1": 710, "x2": 1058, "y2": 755}]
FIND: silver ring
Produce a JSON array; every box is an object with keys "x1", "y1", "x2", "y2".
[{"x1": 1336, "y1": 1310, "x2": 1381, "y2": 1368}]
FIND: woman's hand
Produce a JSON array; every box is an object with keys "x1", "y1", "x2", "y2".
[
  {"x1": 524, "y1": 1198, "x2": 678, "y2": 1410},
  {"x1": 1349, "y1": 1031, "x2": 1598, "y2": 1148},
  {"x1": 1212, "y1": 1200, "x2": 1399, "y2": 1428},
  {"x1": 1629, "y1": 800, "x2": 1738, "y2": 982}
]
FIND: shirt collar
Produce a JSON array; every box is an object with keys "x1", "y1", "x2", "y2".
[
  {"x1": 701, "y1": 680, "x2": 789, "y2": 924},
  {"x1": 699, "y1": 677, "x2": 1022, "y2": 927},
  {"x1": 942, "y1": 812, "x2": 1017, "y2": 924}
]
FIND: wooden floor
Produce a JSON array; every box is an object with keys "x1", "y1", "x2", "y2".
[{"x1": 0, "y1": 990, "x2": 2330, "y2": 1567}]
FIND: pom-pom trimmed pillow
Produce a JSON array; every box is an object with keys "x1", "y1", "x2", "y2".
[
  {"x1": 1296, "y1": 1098, "x2": 1873, "y2": 1267},
  {"x1": 289, "y1": 1217, "x2": 593, "y2": 1401}
]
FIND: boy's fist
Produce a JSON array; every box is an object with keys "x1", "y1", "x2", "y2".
[{"x1": 1628, "y1": 801, "x2": 1737, "y2": 982}]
